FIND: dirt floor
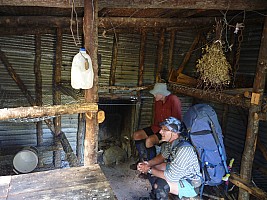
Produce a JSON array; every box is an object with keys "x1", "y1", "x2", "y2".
[
  {"x1": 100, "y1": 158, "x2": 152, "y2": 200},
  {"x1": 100, "y1": 160, "x2": 238, "y2": 200}
]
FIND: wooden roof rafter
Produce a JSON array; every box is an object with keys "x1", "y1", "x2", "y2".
[{"x1": 1, "y1": 0, "x2": 267, "y2": 11}]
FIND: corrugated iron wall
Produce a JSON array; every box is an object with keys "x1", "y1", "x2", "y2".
[
  {"x1": 1, "y1": 21, "x2": 266, "y2": 194},
  {"x1": 0, "y1": 29, "x2": 195, "y2": 172}
]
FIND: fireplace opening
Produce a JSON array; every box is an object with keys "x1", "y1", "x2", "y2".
[{"x1": 98, "y1": 98, "x2": 138, "y2": 165}]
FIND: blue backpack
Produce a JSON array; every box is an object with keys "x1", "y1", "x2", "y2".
[{"x1": 183, "y1": 104, "x2": 229, "y2": 192}]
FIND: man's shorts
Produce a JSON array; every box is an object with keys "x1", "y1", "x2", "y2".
[
  {"x1": 178, "y1": 179, "x2": 198, "y2": 199},
  {"x1": 143, "y1": 127, "x2": 162, "y2": 140}
]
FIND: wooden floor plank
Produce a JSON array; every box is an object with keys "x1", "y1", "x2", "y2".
[
  {"x1": 7, "y1": 181, "x2": 115, "y2": 200},
  {"x1": 0, "y1": 176, "x2": 11, "y2": 199},
  {"x1": 9, "y1": 165, "x2": 106, "y2": 194},
  {"x1": 0, "y1": 165, "x2": 116, "y2": 200}
]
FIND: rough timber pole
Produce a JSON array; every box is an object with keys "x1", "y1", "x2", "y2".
[
  {"x1": 156, "y1": 29, "x2": 165, "y2": 82},
  {"x1": 238, "y1": 17, "x2": 267, "y2": 200},
  {"x1": 53, "y1": 28, "x2": 63, "y2": 167},
  {"x1": 84, "y1": 0, "x2": 99, "y2": 165}
]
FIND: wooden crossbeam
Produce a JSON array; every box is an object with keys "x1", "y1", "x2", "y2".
[
  {"x1": 1, "y1": 0, "x2": 267, "y2": 10},
  {"x1": 230, "y1": 174, "x2": 267, "y2": 199},
  {"x1": 169, "y1": 83, "x2": 251, "y2": 109},
  {"x1": 0, "y1": 103, "x2": 98, "y2": 121}
]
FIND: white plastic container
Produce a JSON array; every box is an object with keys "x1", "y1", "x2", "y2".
[
  {"x1": 71, "y1": 48, "x2": 94, "y2": 89},
  {"x1": 13, "y1": 146, "x2": 38, "y2": 173}
]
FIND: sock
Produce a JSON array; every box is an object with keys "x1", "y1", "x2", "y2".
[{"x1": 147, "y1": 146, "x2": 156, "y2": 160}]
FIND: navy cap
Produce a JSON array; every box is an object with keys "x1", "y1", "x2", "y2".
[{"x1": 160, "y1": 117, "x2": 182, "y2": 133}]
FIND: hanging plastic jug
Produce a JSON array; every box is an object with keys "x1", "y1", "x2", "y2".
[{"x1": 71, "y1": 48, "x2": 94, "y2": 89}]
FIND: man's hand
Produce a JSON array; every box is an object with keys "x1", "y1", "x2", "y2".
[{"x1": 137, "y1": 161, "x2": 150, "y2": 174}]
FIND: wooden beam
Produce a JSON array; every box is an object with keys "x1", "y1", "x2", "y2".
[
  {"x1": 177, "y1": 32, "x2": 200, "y2": 74},
  {"x1": 0, "y1": 0, "x2": 83, "y2": 8},
  {"x1": 168, "y1": 30, "x2": 176, "y2": 78},
  {"x1": 99, "y1": 17, "x2": 217, "y2": 29},
  {"x1": 238, "y1": 16, "x2": 267, "y2": 200},
  {"x1": 34, "y1": 33, "x2": 42, "y2": 107},
  {"x1": 84, "y1": 0, "x2": 99, "y2": 165},
  {"x1": 98, "y1": 0, "x2": 267, "y2": 10},
  {"x1": 0, "y1": 103, "x2": 98, "y2": 121},
  {"x1": 34, "y1": 33, "x2": 43, "y2": 145},
  {"x1": 53, "y1": 28, "x2": 63, "y2": 135},
  {"x1": 109, "y1": 33, "x2": 119, "y2": 88},
  {"x1": 1, "y1": 0, "x2": 267, "y2": 10},
  {"x1": 230, "y1": 174, "x2": 267, "y2": 200},
  {"x1": 53, "y1": 28, "x2": 63, "y2": 167},
  {"x1": 0, "y1": 16, "x2": 81, "y2": 28},
  {"x1": 76, "y1": 113, "x2": 86, "y2": 164},
  {"x1": 56, "y1": 84, "x2": 81, "y2": 100},
  {"x1": 138, "y1": 29, "x2": 146, "y2": 87},
  {"x1": 0, "y1": 49, "x2": 35, "y2": 106},
  {"x1": 0, "y1": 27, "x2": 57, "y2": 36},
  {"x1": 156, "y1": 29, "x2": 165, "y2": 82},
  {"x1": 0, "y1": 16, "x2": 216, "y2": 28},
  {"x1": 168, "y1": 83, "x2": 251, "y2": 108},
  {"x1": 34, "y1": 33, "x2": 43, "y2": 167},
  {"x1": 57, "y1": 131, "x2": 79, "y2": 167},
  {"x1": 100, "y1": 85, "x2": 152, "y2": 91}
]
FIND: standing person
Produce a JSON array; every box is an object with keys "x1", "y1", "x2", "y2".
[
  {"x1": 137, "y1": 117, "x2": 202, "y2": 199},
  {"x1": 131, "y1": 83, "x2": 182, "y2": 169}
]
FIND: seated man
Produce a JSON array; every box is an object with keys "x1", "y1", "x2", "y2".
[
  {"x1": 132, "y1": 83, "x2": 182, "y2": 168},
  {"x1": 137, "y1": 117, "x2": 202, "y2": 199}
]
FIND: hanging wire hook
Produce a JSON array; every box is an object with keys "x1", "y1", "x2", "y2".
[{"x1": 70, "y1": 0, "x2": 81, "y2": 46}]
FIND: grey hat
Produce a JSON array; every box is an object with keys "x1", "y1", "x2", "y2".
[
  {"x1": 149, "y1": 83, "x2": 171, "y2": 96},
  {"x1": 160, "y1": 117, "x2": 182, "y2": 133}
]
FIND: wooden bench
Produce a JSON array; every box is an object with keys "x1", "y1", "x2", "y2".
[{"x1": 0, "y1": 164, "x2": 117, "y2": 200}]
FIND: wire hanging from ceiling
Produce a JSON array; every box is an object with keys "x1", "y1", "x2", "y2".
[{"x1": 70, "y1": 0, "x2": 81, "y2": 46}]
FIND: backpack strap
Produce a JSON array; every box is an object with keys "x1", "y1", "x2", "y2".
[
  {"x1": 208, "y1": 118, "x2": 229, "y2": 175},
  {"x1": 176, "y1": 140, "x2": 192, "y2": 149}
]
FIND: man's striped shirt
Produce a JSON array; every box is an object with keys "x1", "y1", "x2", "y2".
[{"x1": 161, "y1": 140, "x2": 201, "y2": 182}]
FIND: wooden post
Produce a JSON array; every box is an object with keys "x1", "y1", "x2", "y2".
[
  {"x1": 76, "y1": 113, "x2": 85, "y2": 164},
  {"x1": 34, "y1": 33, "x2": 43, "y2": 167},
  {"x1": 138, "y1": 29, "x2": 146, "y2": 87},
  {"x1": 84, "y1": 0, "x2": 99, "y2": 165},
  {"x1": 53, "y1": 28, "x2": 63, "y2": 135},
  {"x1": 238, "y1": 17, "x2": 267, "y2": 200},
  {"x1": 109, "y1": 33, "x2": 119, "y2": 92},
  {"x1": 156, "y1": 29, "x2": 165, "y2": 82},
  {"x1": 34, "y1": 33, "x2": 43, "y2": 146},
  {"x1": 53, "y1": 28, "x2": 63, "y2": 168},
  {"x1": 167, "y1": 30, "x2": 176, "y2": 78}
]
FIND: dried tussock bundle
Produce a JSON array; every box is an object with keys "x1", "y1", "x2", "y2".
[{"x1": 196, "y1": 41, "x2": 231, "y2": 90}]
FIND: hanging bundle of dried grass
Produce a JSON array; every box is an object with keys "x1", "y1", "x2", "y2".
[{"x1": 196, "y1": 41, "x2": 232, "y2": 90}]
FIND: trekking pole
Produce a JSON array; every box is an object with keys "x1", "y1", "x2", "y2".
[{"x1": 223, "y1": 158, "x2": 234, "y2": 192}]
